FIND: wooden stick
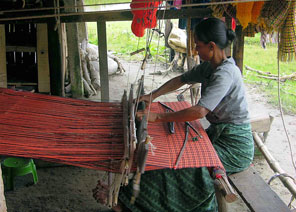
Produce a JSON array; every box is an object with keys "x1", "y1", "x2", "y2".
[
  {"x1": 253, "y1": 132, "x2": 296, "y2": 197},
  {"x1": 0, "y1": 164, "x2": 7, "y2": 212},
  {"x1": 246, "y1": 65, "x2": 296, "y2": 81},
  {"x1": 112, "y1": 173, "x2": 124, "y2": 207},
  {"x1": 174, "y1": 124, "x2": 189, "y2": 169},
  {"x1": 130, "y1": 48, "x2": 145, "y2": 56},
  {"x1": 108, "y1": 172, "x2": 114, "y2": 208},
  {"x1": 213, "y1": 168, "x2": 238, "y2": 203},
  {"x1": 245, "y1": 65, "x2": 273, "y2": 76},
  {"x1": 127, "y1": 84, "x2": 137, "y2": 177},
  {"x1": 122, "y1": 90, "x2": 130, "y2": 186},
  {"x1": 122, "y1": 90, "x2": 129, "y2": 162}
]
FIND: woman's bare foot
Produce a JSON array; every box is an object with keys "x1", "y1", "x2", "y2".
[{"x1": 112, "y1": 204, "x2": 122, "y2": 212}]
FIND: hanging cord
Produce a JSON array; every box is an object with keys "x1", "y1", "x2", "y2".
[
  {"x1": 134, "y1": 29, "x2": 154, "y2": 116},
  {"x1": 288, "y1": 195, "x2": 295, "y2": 209},
  {"x1": 277, "y1": 32, "x2": 296, "y2": 173},
  {"x1": 126, "y1": 37, "x2": 141, "y2": 92},
  {"x1": 134, "y1": 0, "x2": 163, "y2": 114},
  {"x1": 145, "y1": 0, "x2": 166, "y2": 120},
  {"x1": 133, "y1": 3, "x2": 156, "y2": 115},
  {"x1": 268, "y1": 172, "x2": 296, "y2": 185}
]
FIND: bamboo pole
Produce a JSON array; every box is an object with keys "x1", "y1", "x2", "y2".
[
  {"x1": 253, "y1": 132, "x2": 296, "y2": 197},
  {"x1": 0, "y1": 164, "x2": 7, "y2": 212}
]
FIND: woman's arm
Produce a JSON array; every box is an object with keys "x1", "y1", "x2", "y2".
[
  {"x1": 137, "y1": 105, "x2": 210, "y2": 123},
  {"x1": 139, "y1": 75, "x2": 186, "y2": 103}
]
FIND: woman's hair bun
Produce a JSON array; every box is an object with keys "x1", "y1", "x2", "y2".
[{"x1": 227, "y1": 29, "x2": 236, "y2": 42}]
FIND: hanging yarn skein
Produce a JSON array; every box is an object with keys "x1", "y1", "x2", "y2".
[{"x1": 130, "y1": 0, "x2": 162, "y2": 37}]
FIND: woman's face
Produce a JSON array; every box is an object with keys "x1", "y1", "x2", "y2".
[{"x1": 194, "y1": 36, "x2": 212, "y2": 61}]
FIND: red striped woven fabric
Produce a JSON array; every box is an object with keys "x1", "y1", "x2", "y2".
[
  {"x1": 0, "y1": 88, "x2": 124, "y2": 172},
  {"x1": 0, "y1": 88, "x2": 223, "y2": 172},
  {"x1": 145, "y1": 101, "x2": 224, "y2": 171}
]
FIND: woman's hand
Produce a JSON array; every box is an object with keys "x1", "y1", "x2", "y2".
[
  {"x1": 138, "y1": 94, "x2": 153, "y2": 105},
  {"x1": 136, "y1": 110, "x2": 159, "y2": 122}
]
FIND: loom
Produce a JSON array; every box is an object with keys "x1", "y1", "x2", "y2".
[{"x1": 0, "y1": 87, "x2": 235, "y2": 208}]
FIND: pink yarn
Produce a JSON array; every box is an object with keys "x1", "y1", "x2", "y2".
[{"x1": 173, "y1": 0, "x2": 182, "y2": 9}]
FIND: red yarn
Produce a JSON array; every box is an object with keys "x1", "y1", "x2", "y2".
[
  {"x1": 232, "y1": 18, "x2": 236, "y2": 31},
  {"x1": 0, "y1": 88, "x2": 224, "y2": 173},
  {"x1": 130, "y1": 0, "x2": 162, "y2": 37}
]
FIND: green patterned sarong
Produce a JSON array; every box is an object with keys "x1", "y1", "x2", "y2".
[
  {"x1": 206, "y1": 123, "x2": 254, "y2": 174},
  {"x1": 118, "y1": 123, "x2": 253, "y2": 211},
  {"x1": 119, "y1": 168, "x2": 217, "y2": 212}
]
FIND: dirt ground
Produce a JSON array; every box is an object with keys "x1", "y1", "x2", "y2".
[{"x1": 3, "y1": 60, "x2": 296, "y2": 211}]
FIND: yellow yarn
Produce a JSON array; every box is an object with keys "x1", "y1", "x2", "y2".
[
  {"x1": 251, "y1": 1, "x2": 265, "y2": 24},
  {"x1": 235, "y1": 1, "x2": 254, "y2": 29}
]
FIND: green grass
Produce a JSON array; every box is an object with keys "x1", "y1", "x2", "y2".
[
  {"x1": 87, "y1": 18, "x2": 296, "y2": 114},
  {"x1": 243, "y1": 34, "x2": 296, "y2": 114},
  {"x1": 87, "y1": 21, "x2": 168, "y2": 62}
]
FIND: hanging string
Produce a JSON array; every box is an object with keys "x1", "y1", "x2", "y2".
[
  {"x1": 131, "y1": 0, "x2": 165, "y2": 121},
  {"x1": 277, "y1": 32, "x2": 296, "y2": 174},
  {"x1": 133, "y1": 0, "x2": 162, "y2": 112}
]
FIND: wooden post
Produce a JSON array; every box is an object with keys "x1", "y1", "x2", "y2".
[
  {"x1": 0, "y1": 25, "x2": 7, "y2": 88},
  {"x1": 66, "y1": 22, "x2": 84, "y2": 98},
  {"x1": 97, "y1": 21, "x2": 109, "y2": 102},
  {"x1": 64, "y1": 0, "x2": 84, "y2": 98},
  {"x1": 76, "y1": 0, "x2": 88, "y2": 44},
  {"x1": 233, "y1": 25, "x2": 244, "y2": 73},
  {"x1": 37, "y1": 24, "x2": 51, "y2": 93},
  {"x1": 0, "y1": 164, "x2": 7, "y2": 212},
  {"x1": 47, "y1": 21, "x2": 64, "y2": 96}
]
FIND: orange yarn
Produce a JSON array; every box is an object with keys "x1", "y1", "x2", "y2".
[
  {"x1": 251, "y1": 1, "x2": 265, "y2": 24},
  {"x1": 236, "y1": 1, "x2": 254, "y2": 29}
]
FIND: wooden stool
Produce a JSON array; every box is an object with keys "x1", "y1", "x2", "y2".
[{"x1": 1, "y1": 157, "x2": 38, "y2": 190}]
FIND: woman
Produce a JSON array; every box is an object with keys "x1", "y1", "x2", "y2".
[{"x1": 115, "y1": 18, "x2": 254, "y2": 212}]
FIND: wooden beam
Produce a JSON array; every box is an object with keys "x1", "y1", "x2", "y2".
[
  {"x1": 0, "y1": 164, "x2": 7, "y2": 212},
  {"x1": 66, "y1": 22, "x2": 84, "y2": 98},
  {"x1": 37, "y1": 23, "x2": 51, "y2": 93},
  {"x1": 97, "y1": 21, "x2": 109, "y2": 102},
  {"x1": 0, "y1": 24, "x2": 7, "y2": 88},
  {"x1": 0, "y1": 8, "x2": 213, "y2": 24},
  {"x1": 233, "y1": 25, "x2": 244, "y2": 73},
  {"x1": 6, "y1": 45, "x2": 36, "y2": 52}
]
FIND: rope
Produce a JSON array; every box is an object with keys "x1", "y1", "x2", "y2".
[
  {"x1": 277, "y1": 32, "x2": 296, "y2": 173},
  {"x1": 143, "y1": 0, "x2": 166, "y2": 120}
]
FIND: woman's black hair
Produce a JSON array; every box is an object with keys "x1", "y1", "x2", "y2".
[{"x1": 194, "y1": 18, "x2": 236, "y2": 49}]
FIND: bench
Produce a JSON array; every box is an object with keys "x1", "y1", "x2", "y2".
[
  {"x1": 216, "y1": 114, "x2": 294, "y2": 212},
  {"x1": 229, "y1": 166, "x2": 291, "y2": 212}
]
